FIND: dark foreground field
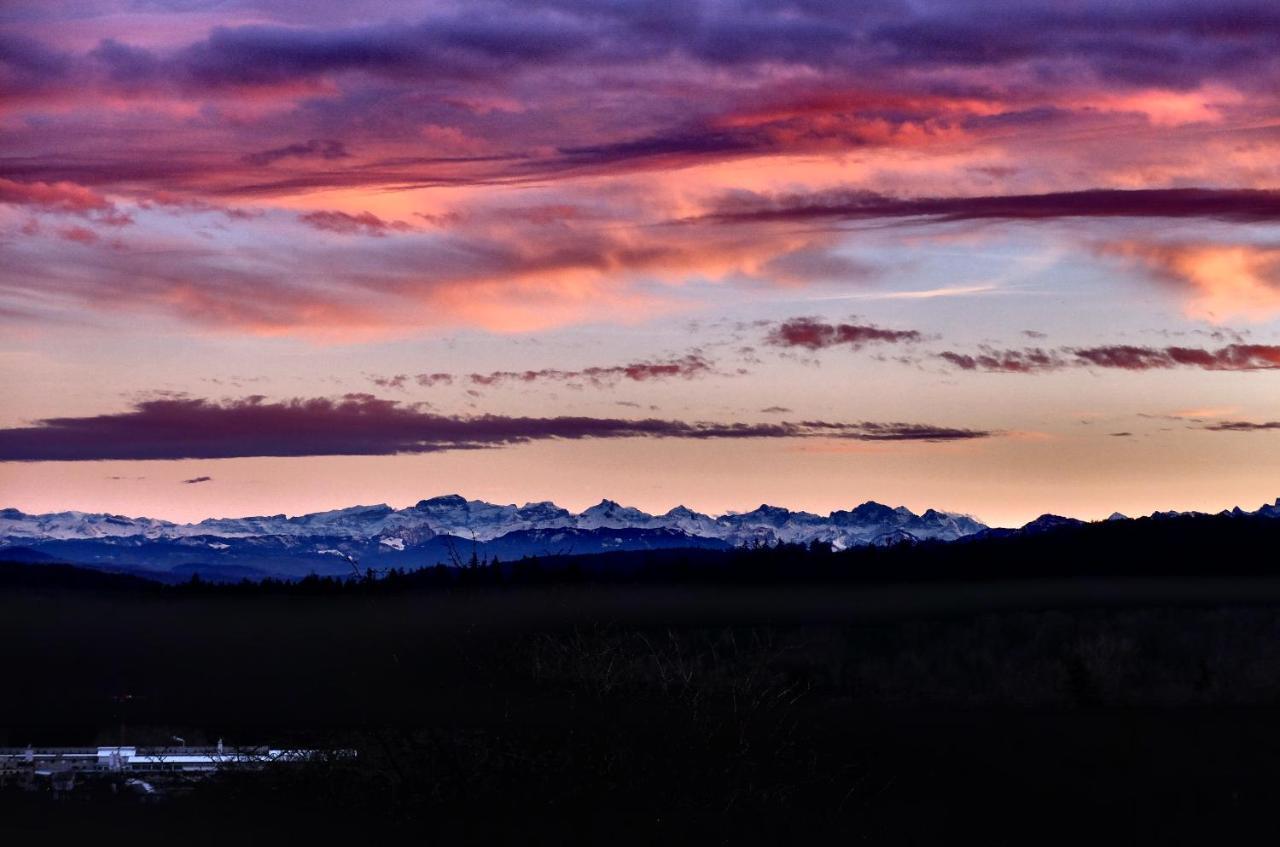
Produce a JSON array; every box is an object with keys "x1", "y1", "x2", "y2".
[{"x1": 10, "y1": 548, "x2": 1280, "y2": 844}]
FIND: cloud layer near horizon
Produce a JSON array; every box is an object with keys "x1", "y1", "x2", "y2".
[{"x1": 0, "y1": 395, "x2": 995, "y2": 461}]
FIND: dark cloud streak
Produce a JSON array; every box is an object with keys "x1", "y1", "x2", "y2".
[
  {"x1": 468, "y1": 355, "x2": 716, "y2": 387},
  {"x1": 938, "y1": 348, "x2": 1065, "y2": 373},
  {"x1": 1074, "y1": 344, "x2": 1280, "y2": 371},
  {"x1": 0, "y1": 394, "x2": 995, "y2": 461},
  {"x1": 704, "y1": 188, "x2": 1280, "y2": 226},
  {"x1": 938, "y1": 343, "x2": 1280, "y2": 373},
  {"x1": 766, "y1": 318, "x2": 922, "y2": 350},
  {"x1": 1204, "y1": 421, "x2": 1280, "y2": 432},
  {"x1": 243, "y1": 139, "x2": 350, "y2": 167},
  {"x1": 298, "y1": 210, "x2": 414, "y2": 236}
]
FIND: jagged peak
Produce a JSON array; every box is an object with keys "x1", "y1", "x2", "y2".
[
  {"x1": 850, "y1": 500, "x2": 896, "y2": 513},
  {"x1": 414, "y1": 494, "x2": 469, "y2": 510},
  {"x1": 583, "y1": 499, "x2": 638, "y2": 514},
  {"x1": 309, "y1": 503, "x2": 392, "y2": 516},
  {"x1": 210, "y1": 513, "x2": 287, "y2": 522}
]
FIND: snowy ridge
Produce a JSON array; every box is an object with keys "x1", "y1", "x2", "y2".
[
  {"x1": 0, "y1": 495, "x2": 986, "y2": 551},
  {"x1": 8, "y1": 497, "x2": 1280, "y2": 556},
  {"x1": 5, "y1": 497, "x2": 1280, "y2": 581}
]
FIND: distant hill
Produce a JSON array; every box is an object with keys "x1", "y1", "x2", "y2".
[{"x1": 0, "y1": 560, "x2": 163, "y2": 590}]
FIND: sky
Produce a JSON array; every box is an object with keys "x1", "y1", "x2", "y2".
[{"x1": 2, "y1": 0, "x2": 1279, "y2": 527}]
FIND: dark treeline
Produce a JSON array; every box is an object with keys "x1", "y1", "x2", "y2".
[
  {"x1": 8, "y1": 513, "x2": 1280, "y2": 842},
  {"x1": 0, "y1": 561, "x2": 161, "y2": 592}
]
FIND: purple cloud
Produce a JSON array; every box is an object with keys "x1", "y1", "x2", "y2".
[
  {"x1": 298, "y1": 210, "x2": 414, "y2": 236},
  {"x1": 468, "y1": 355, "x2": 716, "y2": 388},
  {"x1": 1204, "y1": 421, "x2": 1280, "y2": 432},
  {"x1": 938, "y1": 348, "x2": 1066, "y2": 373},
  {"x1": 243, "y1": 139, "x2": 350, "y2": 167},
  {"x1": 938, "y1": 344, "x2": 1280, "y2": 373},
  {"x1": 0, "y1": 394, "x2": 995, "y2": 461},
  {"x1": 766, "y1": 318, "x2": 922, "y2": 350},
  {"x1": 705, "y1": 188, "x2": 1280, "y2": 226}
]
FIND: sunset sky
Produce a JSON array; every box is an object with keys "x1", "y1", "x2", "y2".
[{"x1": 2, "y1": 0, "x2": 1279, "y2": 527}]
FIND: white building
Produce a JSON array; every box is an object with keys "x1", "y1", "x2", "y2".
[{"x1": 0, "y1": 744, "x2": 339, "y2": 778}]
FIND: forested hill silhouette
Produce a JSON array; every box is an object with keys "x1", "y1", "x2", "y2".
[
  {"x1": 0, "y1": 560, "x2": 163, "y2": 591},
  {"x1": 9, "y1": 511, "x2": 1280, "y2": 844},
  {"x1": 7, "y1": 510, "x2": 1280, "y2": 592}
]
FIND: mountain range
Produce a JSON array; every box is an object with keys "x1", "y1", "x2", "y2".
[
  {"x1": 0, "y1": 495, "x2": 984, "y2": 580},
  {"x1": 3, "y1": 495, "x2": 1277, "y2": 582}
]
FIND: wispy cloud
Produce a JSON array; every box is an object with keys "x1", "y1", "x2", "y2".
[
  {"x1": 242, "y1": 139, "x2": 350, "y2": 167},
  {"x1": 938, "y1": 343, "x2": 1280, "y2": 373},
  {"x1": 369, "y1": 356, "x2": 719, "y2": 392},
  {"x1": 467, "y1": 355, "x2": 717, "y2": 387}
]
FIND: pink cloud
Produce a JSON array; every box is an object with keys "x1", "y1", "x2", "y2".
[
  {"x1": 0, "y1": 177, "x2": 129, "y2": 225},
  {"x1": 56, "y1": 225, "x2": 99, "y2": 244},
  {"x1": 1102, "y1": 241, "x2": 1280, "y2": 323}
]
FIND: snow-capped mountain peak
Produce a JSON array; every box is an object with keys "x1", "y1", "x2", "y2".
[
  {"x1": 0, "y1": 494, "x2": 1000, "y2": 552},
  {"x1": 577, "y1": 499, "x2": 656, "y2": 529},
  {"x1": 6, "y1": 495, "x2": 1278, "y2": 581}
]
